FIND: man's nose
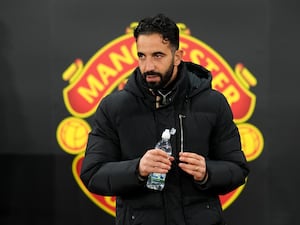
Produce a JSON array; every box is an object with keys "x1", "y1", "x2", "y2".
[{"x1": 144, "y1": 58, "x2": 155, "y2": 71}]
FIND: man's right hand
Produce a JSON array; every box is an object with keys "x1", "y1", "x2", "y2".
[{"x1": 138, "y1": 149, "x2": 174, "y2": 177}]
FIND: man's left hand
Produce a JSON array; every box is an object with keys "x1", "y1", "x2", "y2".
[{"x1": 178, "y1": 152, "x2": 207, "y2": 181}]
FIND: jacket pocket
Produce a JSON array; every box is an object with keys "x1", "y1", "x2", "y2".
[
  {"x1": 184, "y1": 200, "x2": 226, "y2": 225},
  {"x1": 116, "y1": 201, "x2": 165, "y2": 225}
]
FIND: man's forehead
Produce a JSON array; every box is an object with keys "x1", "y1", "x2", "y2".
[{"x1": 136, "y1": 33, "x2": 170, "y2": 50}]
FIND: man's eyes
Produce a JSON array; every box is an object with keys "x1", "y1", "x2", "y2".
[
  {"x1": 137, "y1": 53, "x2": 144, "y2": 58},
  {"x1": 137, "y1": 53, "x2": 165, "y2": 59},
  {"x1": 154, "y1": 54, "x2": 163, "y2": 58}
]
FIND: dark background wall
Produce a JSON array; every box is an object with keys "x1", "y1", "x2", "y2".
[{"x1": 0, "y1": 0, "x2": 299, "y2": 224}]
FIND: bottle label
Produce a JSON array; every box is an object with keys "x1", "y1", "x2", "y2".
[
  {"x1": 146, "y1": 173, "x2": 166, "y2": 191},
  {"x1": 150, "y1": 173, "x2": 165, "y2": 182}
]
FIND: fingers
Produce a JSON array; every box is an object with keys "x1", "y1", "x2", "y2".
[
  {"x1": 139, "y1": 150, "x2": 207, "y2": 181},
  {"x1": 178, "y1": 152, "x2": 207, "y2": 181},
  {"x1": 179, "y1": 152, "x2": 203, "y2": 163},
  {"x1": 139, "y1": 149, "x2": 173, "y2": 177}
]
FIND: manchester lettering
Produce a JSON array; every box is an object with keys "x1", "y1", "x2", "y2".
[
  {"x1": 73, "y1": 39, "x2": 136, "y2": 107},
  {"x1": 96, "y1": 64, "x2": 118, "y2": 86},
  {"x1": 212, "y1": 72, "x2": 240, "y2": 105},
  {"x1": 109, "y1": 45, "x2": 135, "y2": 71},
  {"x1": 78, "y1": 75, "x2": 105, "y2": 104}
]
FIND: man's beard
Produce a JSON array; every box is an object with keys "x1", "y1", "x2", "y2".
[{"x1": 142, "y1": 64, "x2": 174, "y2": 90}]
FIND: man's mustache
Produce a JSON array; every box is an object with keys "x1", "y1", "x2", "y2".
[{"x1": 143, "y1": 71, "x2": 162, "y2": 77}]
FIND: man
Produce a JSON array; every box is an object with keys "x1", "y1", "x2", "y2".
[{"x1": 80, "y1": 13, "x2": 249, "y2": 225}]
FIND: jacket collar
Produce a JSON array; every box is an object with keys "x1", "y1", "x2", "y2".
[{"x1": 124, "y1": 61, "x2": 212, "y2": 101}]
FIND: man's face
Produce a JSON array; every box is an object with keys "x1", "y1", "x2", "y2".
[{"x1": 136, "y1": 33, "x2": 181, "y2": 89}]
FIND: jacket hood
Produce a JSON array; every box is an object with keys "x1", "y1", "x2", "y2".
[
  {"x1": 124, "y1": 61, "x2": 212, "y2": 98},
  {"x1": 184, "y1": 61, "x2": 212, "y2": 97}
]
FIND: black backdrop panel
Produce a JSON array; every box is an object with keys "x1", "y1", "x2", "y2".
[{"x1": 1, "y1": 0, "x2": 299, "y2": 224}]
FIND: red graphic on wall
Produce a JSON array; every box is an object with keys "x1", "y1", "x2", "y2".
[{"x1": 56, "y1": 23, "x2": 264, "y2": 217}]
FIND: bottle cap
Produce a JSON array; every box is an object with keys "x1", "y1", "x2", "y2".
[{"x1": 162, "y1": 129, "x2": 171, "y2": 140}]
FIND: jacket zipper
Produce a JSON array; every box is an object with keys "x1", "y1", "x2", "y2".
[{"x1": 179, "y1": 114, "x2": 186, "y2": 152}]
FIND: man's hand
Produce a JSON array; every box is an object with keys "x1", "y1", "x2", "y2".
[
  {"x1": 138, "y1": 149, "x2": 174, "y2": 177},
  {"x1": 178, "y1": 152, "x2": 207, "y2": 181}
]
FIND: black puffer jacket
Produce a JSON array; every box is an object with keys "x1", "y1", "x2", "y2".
[{"x1": 80, "y1": 61, "x2": 249, "y2": 225}]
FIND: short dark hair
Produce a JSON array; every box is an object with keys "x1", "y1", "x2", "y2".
[{"x1": 134, "y1": 13, "x2": 179, "y2": 50}]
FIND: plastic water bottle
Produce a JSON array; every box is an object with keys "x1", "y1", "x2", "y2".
[{"x1": 146, "y1": 128, "x2": 175, "y2": 191}]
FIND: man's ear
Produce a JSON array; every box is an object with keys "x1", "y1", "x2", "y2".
[{"x1": 174, "y1": 49, "x2": 183, "y2": 66}]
